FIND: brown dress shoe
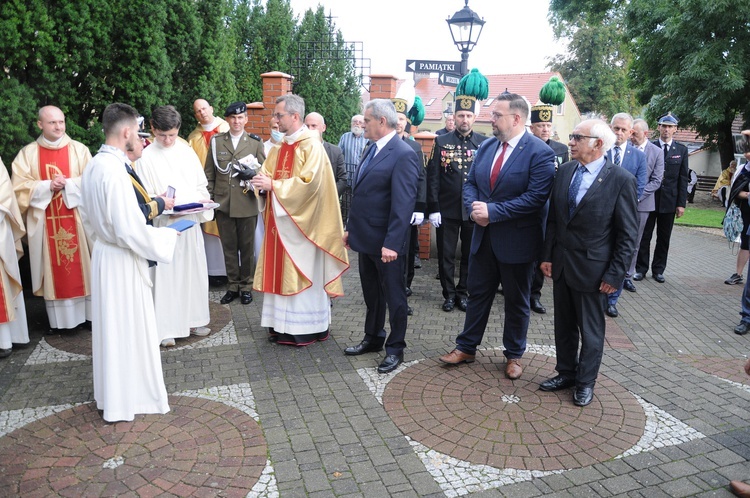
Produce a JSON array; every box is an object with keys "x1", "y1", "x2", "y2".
[
  {"x1": 439, "y1": 349, "x2": 475, "y2": 364},
  {"x1": 505, "y1": 358, "x2": 522, "y2": 379},
  {"x1": 731, "y1": 480, "x2": 750, "y2": 498}
]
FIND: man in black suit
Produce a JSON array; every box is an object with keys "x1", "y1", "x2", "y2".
[
  {"x1": 539, "y1": 119, "x2": 638, "y2": 406},
  {"x1": 392, "y1": 95, "x2": 426, "y2": 309},
  {"x1": 439, "y1": 92, "x2": 556, "y2": 380},
  {"x1": 304, "y1": 112, "x2": 347, "y2": 198},
  {"x1": 528, "y1": 104, "x2": 569, "y2": 314},
  {"x1": 634, "y1": 112, "x2": 689, "y2": 283},
  {"x1": 344, "y1": 99, "x2": 420, "y2": 373}
]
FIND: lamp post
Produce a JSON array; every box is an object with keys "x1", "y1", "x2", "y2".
[{"x1": 446, "y1": 0, "x2": 485, "y2": 76}]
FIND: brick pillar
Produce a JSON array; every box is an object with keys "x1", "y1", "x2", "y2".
[
  {"x1": 244, "y1": 71, "x2": 294, "y2": 139},
  {"x1": 369, "y1": 74, "x2": 398, "y2": 100},
  {"x1": 413, "y1": 132, "x2": 437, "y2": 259}
]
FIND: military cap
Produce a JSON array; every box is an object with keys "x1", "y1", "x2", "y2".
[
  {"x1": 657, "y1": 112, "x2": 679, "y2": 125},
  {"x1": 225, "y1": 101, "x2": 247, "y2": 116}
]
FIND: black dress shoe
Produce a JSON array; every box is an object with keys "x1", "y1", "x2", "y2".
[
  {"x1": 530, "y1": 297, "x2": 546, "y2": 314},
  {"x1": 413, "y1": 257, "x2": 422, "y2": 269},
  {"x1": 539, "y1": 375, "x2": 576, "y2": 392},
  {"x1": 344, "y1": 339, "x2": 384, "y2": 356},
  {"x1": 220, "y1": 291, "x2": 239, "y2": 304},
  {"x1": 240, "y1": 291, "x2": 253, "y2": 305},
  {"x1": 377, "y1": 353, "x2": 403, "y2": 374},
  {"x1": 442, "y1": 298, "x2": 454, "y2": 312},
  {"x1": 606, "y1": 304, "x2": 619, "y2": 318},
  {"x1": 456, "y1": 297, "x2": 468, "y2": 312},
  {"x1": 405, "y1": 287, "x2": 412, "y2": 297},
  {"x1": 0, "y1": 348, "x2": 12, "y2": 358},
  {"x1": 623, "y1": 279, "x2": 637, "y2": 292},
  {"x1": 632, "y1": 273, "x2": 644, "y2": 281},
  {"x1": 573, "y1": 386, "x2": 594, "y2": 406},
  {"x1": 653, "y1": 273, "x2": 665, "y2": 283},
  {"x1": 735, "y1": 322, "x2": 750, "y2": 335},
  {"x1": 406, "y1": 306, "x2": 413, "y2": 316}
]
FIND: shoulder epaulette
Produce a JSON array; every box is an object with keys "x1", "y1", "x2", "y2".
[{"x1": 248, "y1": 133, "x2": 262, "y2": 142}]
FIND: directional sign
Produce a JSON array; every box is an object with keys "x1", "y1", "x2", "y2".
[
  {"x1": 405, "y1": 59, "x2": 462, "y2": 74},
  {"x1": 438, "y1": 72, "x2": 461, "y2": 88}
]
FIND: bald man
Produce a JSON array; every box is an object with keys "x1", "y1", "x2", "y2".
[
  {"x1": 304, "y1": 112, "x2": 347, "y2": 197},
  {"x1": 187, "y1": 99, "x2": 231, "y2": 279},
  {"x1": 12, "y1": 105, "x2": 93, "y2": 331}
]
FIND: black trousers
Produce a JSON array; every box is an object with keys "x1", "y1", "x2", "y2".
[
  {"x1": 636, "y1": 211, "x2": 675, "y2": 275},
  {"x1": 436, "y1": 218, "x2": 473, "y2": 301},
  {"x1": 552, "y1": 270, "x2": 607, "y2": 388},
  {"x1": 358, "y1": 252, "x2": 408, "y2": 356}
]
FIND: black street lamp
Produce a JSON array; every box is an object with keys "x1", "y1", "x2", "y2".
[{"x1": 446, "y1": 0, "x2": 485, "y2": 76}]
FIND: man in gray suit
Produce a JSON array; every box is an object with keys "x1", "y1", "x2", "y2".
[
  {"x1": 626, "y1": 119, "x2": 664, "y2": 290},
  {"x1": 539, "y1": 119, "x2": 638, "y2": 406},
  {"x1": 205, "y1": 102, "x2": 266, "y2": 305}
]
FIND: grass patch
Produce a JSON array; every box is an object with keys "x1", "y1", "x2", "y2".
[{"x1": 675, "y1": 206, "x2": 725, "y2": 228}]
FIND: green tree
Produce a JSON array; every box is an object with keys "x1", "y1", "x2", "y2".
[
  {"x1": 548, "y1": 1, "x2": 636, "y2": 117},
  {"x1": 292, "y1": 6, "x2": 360, "y2": 141},
  {"x1": 626, "y1": 0, "x2": 750, "y2": 167},
  {"x1": 232, "y1": 0, "x2": 295, "y2": 104}
]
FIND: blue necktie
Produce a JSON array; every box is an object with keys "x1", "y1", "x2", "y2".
[
  {"x1": 568, "y1": 164, "x2": 586, "y2": 218},
  {"x1": 357, "y1": 144, "x2": 376, "y2": 184},
  {"x1": 613, "y1": 146, "x2": 621, "y2": 167}
]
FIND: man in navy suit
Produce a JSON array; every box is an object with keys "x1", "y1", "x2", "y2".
[
  {"x1": 539, "y1": 119, "x2": 638, "y2": 406},
  {"x1": 604, "y1": 113, "x2": 647, "y2": 318},
  {"x1": 344, "y1": 99, "x2": 420, "y2": 374},
  {"x1": 439, "y1": 92, "x2": 556, "y2": 380}
]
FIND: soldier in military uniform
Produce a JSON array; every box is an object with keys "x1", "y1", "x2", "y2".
[
  {"x1": 205, "y1": 102, "x2": 266, "y2": 305},
  {"x1": 527, "y1": 103, "x2": 569, "y2": 314},
  {"x1": 427, "y1": 76, "x2": 489, "y2": 312}
]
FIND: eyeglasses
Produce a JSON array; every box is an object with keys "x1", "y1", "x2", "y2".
[
  {"x1": 569, "y1": 134, "x2": 599, "y2": 142},
  {"x1": 490, "y1": 112, "x2": 518, "y2": 120},
  {"x1": 272, "y1": 112, "x2": 291, "y2": 120}
]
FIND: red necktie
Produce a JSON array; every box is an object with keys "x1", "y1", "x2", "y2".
[{"x1": 490, "y1": 142, "x2": 508, "y2": 189}]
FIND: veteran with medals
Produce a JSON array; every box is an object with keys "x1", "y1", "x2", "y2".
[
  {"x1": 426, "y1": 69, "x2": 489, "y2": 313},
  {"x1": 12, "y1": 105, "x2": 93, "y2": 331}
]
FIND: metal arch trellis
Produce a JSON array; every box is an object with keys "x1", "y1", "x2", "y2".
[{"x1": 289, "y1": 12, "x2": 370, "y2": 92}]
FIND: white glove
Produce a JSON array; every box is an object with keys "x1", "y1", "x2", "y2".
[
  {"x1": 429, "y1": 212, "x2": 441, "y2": 227},
  {"x1": 410, "y1": 212, "x2": 424, "y2": 226}
]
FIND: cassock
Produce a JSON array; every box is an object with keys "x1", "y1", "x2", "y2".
[
  {"x1": 136, "y1": 141, "x2": 212, "y2": 341},
  {"x1": 188, "y1": 118, "x2": 229, "y2": 277},
  {"x1": 12, "y1": 135, "x2": 92, "y2": 329},
  {"x1": 0, "y1": 160, "x2": 29, "y2": 350},
  {"x1": 81, "y1": 144, "x2": 178, "y2": 423},
  {"x1": 254, "y1": 127, "x2": 349, "y2": 345}
]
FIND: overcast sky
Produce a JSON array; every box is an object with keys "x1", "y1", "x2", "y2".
[{"x1": 287, "y1": 0, "x2": 568, "y2": 80}]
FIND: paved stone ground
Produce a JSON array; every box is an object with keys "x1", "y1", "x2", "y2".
[{"x1": 1, "y1": 223, "x2": 750, "y2": 497}]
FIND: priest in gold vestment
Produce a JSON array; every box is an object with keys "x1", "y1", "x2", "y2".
[
  {"x1": 12, "y1": 105, "x2": 92, "y2": 330},
  {"x1": 251, "y1": 95, "x2": 349, "y2": 346}
]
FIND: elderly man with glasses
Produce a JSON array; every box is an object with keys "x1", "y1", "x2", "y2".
[{"x1": 539, "y1": 119, "x2": 638, "y2": 407}]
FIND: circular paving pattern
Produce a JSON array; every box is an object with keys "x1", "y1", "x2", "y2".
[
  {"x1": 383, "y1": 351, "x2": 645, "y2": 471},
  {"x1": 45, "y1": 301, "x2": 232, "y2": 355},
  {"x1": 0, "y1": 396, "x2": 266, "y2": 497}
]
